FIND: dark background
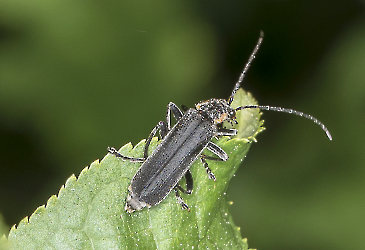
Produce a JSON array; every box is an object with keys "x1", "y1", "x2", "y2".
[{"x1": 1, "y1": 1, "x2": 365, "y2": 249}]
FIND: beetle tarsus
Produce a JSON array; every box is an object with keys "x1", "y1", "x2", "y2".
[{"x1": 175, "y1": 189, "x2": 190, "y2": 211}]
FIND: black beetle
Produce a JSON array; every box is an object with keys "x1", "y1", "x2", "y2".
[{"x1": 108, "y1": 31, "x2": 332, "y2": 213}]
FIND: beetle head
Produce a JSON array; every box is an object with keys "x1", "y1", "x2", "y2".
[{"x1": 195, "y1": 98, "x2": 237, "y2": 125}]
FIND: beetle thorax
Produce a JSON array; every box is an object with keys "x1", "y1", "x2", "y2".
[{"x1": 195, "y1": 99, "x2": 236, "y2": 124}]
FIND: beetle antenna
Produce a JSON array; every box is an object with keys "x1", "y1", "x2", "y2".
[
  {"x1": 228, "y1": 31, "x2": 264, "y2": 106},
  {"x1": 235, "y1": 105, "x2": 332, "y2": 140}
]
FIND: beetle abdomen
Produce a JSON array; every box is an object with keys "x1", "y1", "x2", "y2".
[{"x1": 128, "y1": 109, "x2": 217, "y2": 209}]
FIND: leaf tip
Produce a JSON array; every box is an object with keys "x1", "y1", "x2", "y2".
[
  {"x1": 64, "y1": 174, "x2": 77, "y2": 188},
  {"x1": 46, "y1": 195, "x2": 58, "y2": 208}
]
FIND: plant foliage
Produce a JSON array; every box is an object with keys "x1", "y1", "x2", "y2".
[{"x1": 6, "y1": 89, "x2": 264, "y2": 249}]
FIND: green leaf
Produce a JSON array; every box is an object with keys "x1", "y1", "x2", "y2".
[{"x1": 7, "y1": 89, "x2": 264, "y2": 249}]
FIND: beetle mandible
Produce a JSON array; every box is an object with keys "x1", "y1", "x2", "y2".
[{"x1": 108, "y1": 31, "x2": 332, "y2": 213}]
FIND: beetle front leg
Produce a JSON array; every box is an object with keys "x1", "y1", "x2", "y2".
[{"x1": 216, "y1": 127, "x2": 237, "y2": 137}]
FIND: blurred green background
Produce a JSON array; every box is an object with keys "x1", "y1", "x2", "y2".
[{"x1": 1, "y1": 0, "x2": 364, "y2": 249}]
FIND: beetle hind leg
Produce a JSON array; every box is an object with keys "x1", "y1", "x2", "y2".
[
  {"x1": 176, "y1": 170, "x2": 193, "y2": 194},
  {"x1": 173, "y1": 170, "x2": 193, "y2": 211},
  {"x1": 107, "y1": 147, "x2": 145, "y2": 162},
  {"x1": 174, "y1": 188, "x2": 190, "y2": 211}
]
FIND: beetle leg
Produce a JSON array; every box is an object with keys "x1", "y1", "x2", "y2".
[
  {"x1": 144, "y1": 121, "x2": 166, "y2": 158},
  {"x1": 200, "y1": 141, "x2": 230, "y2": 181},
  {"x1": 200, "y1": 155, "x2": 217, "y2": 181},
  {"x1": 107, "y1": 147, "x2": 145, "y2": 162},
  {"x1": 216, "y1": 127, "x2": 237, "y2": 137},
  {"x1": 206, "y1": 142, "x2": 228, "y2": 161},
  {"x1": 108, "y1": 103, "x2": 185, "y2": 164},
  {"x1": 157, "y1": 121, "x2": 168, "y2": 140},
  {"x1": 184, "y1": 169, "x2": 193, "y2": 194},
  {"x1": 108, "y1": 120, "x2": 167, "y2": 161},
  {"x1": 166, "y1": 102, "x2": 184, "y2": 132},
  {"x1": 175, "y1": 170, "x2": 193, "y2": 194},
  {"x1": 174, "y1": 188, "x2": 190, "y2": 211},
  {"x1": 144, "y1": 102, "x2": 184, "y2": 159}
]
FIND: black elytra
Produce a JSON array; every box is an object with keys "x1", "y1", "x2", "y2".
[{"x1": 108, "y1": 31, "x2": 332, "y2": 213}]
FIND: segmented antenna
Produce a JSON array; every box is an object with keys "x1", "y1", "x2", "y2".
[
  {"x1": 236, "y1": 105, "x2": 332, "y2": 140},
  {"x1": 228, "y1": 31, "x2": 264, "y2": 105}
]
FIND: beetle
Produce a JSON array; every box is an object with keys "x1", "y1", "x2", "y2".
[{"x1": 108, "y1": 31, "x2": 332, "y2": 213}]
